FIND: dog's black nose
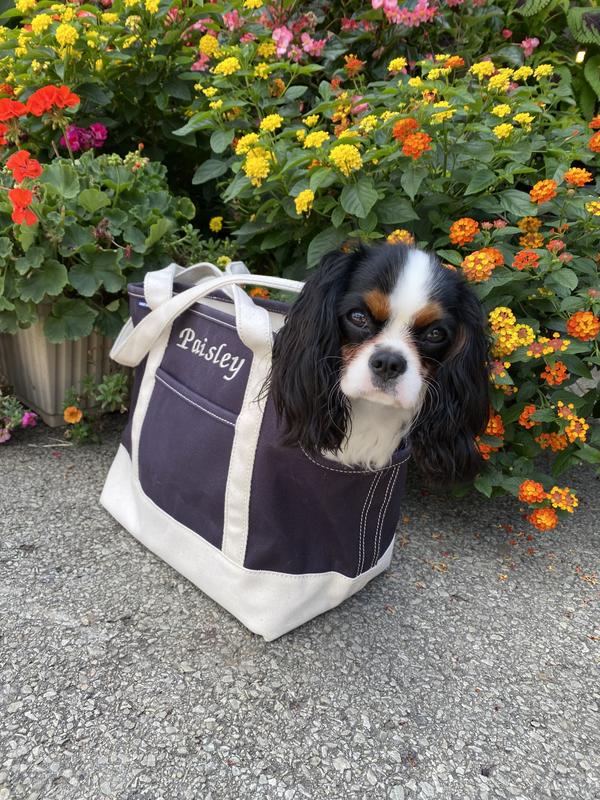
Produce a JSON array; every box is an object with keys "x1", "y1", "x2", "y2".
[{"x1": 369, "y1": 350, "x2": 407, "y2": 381}]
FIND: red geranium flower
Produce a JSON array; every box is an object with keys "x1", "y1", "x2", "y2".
[
  {"x1": 0, "y1": 98, "x2": 27, "y2": 121},
  {"x1": 6, "y1": 150, "x2": 43, "y2": 183},
  {"x1": 25, "y1": 85, "x2": 80, "y2": 117}
]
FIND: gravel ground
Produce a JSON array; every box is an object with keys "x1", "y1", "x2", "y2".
[{"x1": 1, "y1": 419, "x2": 599, "y2": 800}]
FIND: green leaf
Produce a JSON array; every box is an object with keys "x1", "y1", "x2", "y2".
[
  {"x1": 309, "y1": 168, "x2": 336, "y2": 192},
  {"x1": 210, "y1": 128, "x2": 235, "y2": 154},
  {"x1": 0, "y1": 237, "x2": 12, "y2": 260},
  {"x1": 59, "y1": 225, "x2": 95, "y2": 257},
  {"x1": 340, "y1": 178, "x2": 379, "y2": 219},
  {"x1": 15, "y1": 246, "x2": 45, "y2": 275},
  {"x1": 78, "y1": 188, "x2": 110, "y2": 214},
  {"x1": 568, "y1": 7, "x2": 600, "y2": 45},
  {"x1": 307, "y1": 227, "x2": 346, "y2": 267},
  {"x1": 192, "y1": 159, "x2": 229, "y2": 184},
  {"x1": 44, "y1": 298, "x2": 97, "y2": 343},
  {"x1": 69, "y1": 250, "x2": 124, "y2": 297},
  {"x1": 144, "y1": 217, "x2": 172, "y2": 249},
  {"x1": 331, "y1": 205, "x2": 345, "y2": 228},
  {"x1": 283, "y1": 85, "x2": 307, "y2": 101},
  {"x1": 19, "y1": 260, "x2": 68, "y2": 303},
  {"x1": 500, "y1": 190, "x2": 535, "y2": 217},
  {"x1": 576, "y1": 444, "x2": 600, "y2": 465},
  {"x1": 400, "y1": 167, "x2": 426, "y2": 201},
  {"x1": 39, "y1": 162, "x2": 80, "y2": 199},
  {"x1": 436, "y1": 249, "x2": 463, "y2": 267},
  {"x1": 464, "y1": 168, "x2": 497, "y2": 195},
  {"x1": 15, "y1": 222, "x2": 38, "y2": 252},
  {"x1": 177, "y1": 197, "x2": 196, "y2": 220},
  {"x1": 375, "y1": 196, "x2": 418, "y2": 224},
  {"x1": 584, "y1": 55, "x2": 600, "y2": 99},
  {"x1": 474, "y1": 471, "x2": 493, "y2": 497},
  {"x1": 519, "y1": 0, "x2": 554, "y2": 15}
]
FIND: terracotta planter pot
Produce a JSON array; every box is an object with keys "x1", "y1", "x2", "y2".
[{"x1": 0, "y1": 317, "x2": 112, "y2": 427}]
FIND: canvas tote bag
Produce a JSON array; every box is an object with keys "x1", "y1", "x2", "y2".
[{"x1": 101, "y1": 261, "x2": 410, "y2": 640}]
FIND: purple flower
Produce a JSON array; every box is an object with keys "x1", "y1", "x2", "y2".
[
  {"x1": 60, "y1": 123, "x2": 109, "y2": 152},
  {"x1": 21, "y1": 410, "x2": 38, "y2": 428},
  {"x1": 0, "y1": 428, "x2": 11, "y2": 444}
]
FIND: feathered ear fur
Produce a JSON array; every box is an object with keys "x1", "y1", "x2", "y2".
[
  {"x1": 411, "y1": 280, "x2": 490, "y2": 483},
  {"x1": 269, "y1": 249, "x2": 356, "y2": 453}
]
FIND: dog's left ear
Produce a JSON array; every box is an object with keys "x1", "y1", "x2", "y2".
[
  {"x1": 411, "y1": 281, "x2": 490, "y2": 483},
  {"x1": 269, "y1": 248, "x2": 356, "y2": 454}
]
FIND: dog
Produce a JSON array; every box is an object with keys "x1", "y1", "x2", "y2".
[{"x1": 269, "y1": 243, "x2": 490, "y2": 482}]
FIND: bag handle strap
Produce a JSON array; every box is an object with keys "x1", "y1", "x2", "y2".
[
  {"x1": 143, "y1": 261, "x2": 251, "y2": 309},
  {"x1": 111, "y1": 271, "x2": 305, "y2": 367}
]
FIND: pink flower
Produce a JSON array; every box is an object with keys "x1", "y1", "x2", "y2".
[
  {"x1": 189, "y1": 18, "x2": 211, "y2": 32},
  {"x1": 223, "y1": 10, "x2": 242, "y2": 30},
  {"x1": 520, "y1": 37, "x2": 539, "y2": 57},
  {"x1": 480, "y1": 221, "x2": 493, "y2": 230},
  {"x1": 240, "y1": 32, "x2": 256, "y2": 42},
  {"x1": 558, "y1": 252, "x2": 573, "y2": 263},
  {"x1": 493, "y1": 219, "x2": 508, "y2": 229},
  {"x1": 351, "y1": 96, "x2": 369, "y2": 115},
  {"x1": 0, "y1": 428, "x2": 10, "y2": 443},
  {"x1": 341, "y1": 17, "x2": 359, "y2": 30},
  {"x1": 502, "y1": 28, "x2": 512, "y2": 39},
  {"x1": 21, "y1": 411, "x2": 37, "y2": 428},
  {"x1": 445, "y1": 0, "x2": 464, "y2": 6},
  {"x1": 191, "y1": 53, "x2": 210, "y2": 71},
  {"x1": 300, "y1": 33, "x2": 326, "y2": 57},
  {"x1": 547, "y1": 239, "x2": 565, "y2": 253},
  {"x1": 272, "y1": 25, "x2": 293, "y2": 56}
]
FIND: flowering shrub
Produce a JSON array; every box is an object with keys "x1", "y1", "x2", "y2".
[
  {"x1": 0, "y1": 389, "x2": 37, "y2": 442},
  {"x1": 63, "y1": 372, "x2": 129, "y2": 443},
  {"x1": 0, "y1": 85, "x2": 198, "y2": 340},
  {"x1": 180, "y1": 44, "x2": 600, "y2": 529}
]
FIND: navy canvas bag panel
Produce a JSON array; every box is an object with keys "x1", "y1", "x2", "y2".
[{"x1": 101, "y1": 262, "x2": 410, "y2": 640}]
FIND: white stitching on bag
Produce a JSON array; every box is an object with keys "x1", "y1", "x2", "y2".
[
  {"x1": 371, "y1": 466, "x2": 400, "y2": 570},
  {"x1": 300, "y1": 445, "x2": 410, "y2": 475},
  {"x1": 357, "y1": 471, "x2": 382, "y2": 576},
  {"x1": 155, "y1": 374, "x2": 235, "y2": 428}
]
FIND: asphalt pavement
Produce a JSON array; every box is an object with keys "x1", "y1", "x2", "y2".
[{"x1": 1, "y1": 419, "x2": 598, "y2": 800}]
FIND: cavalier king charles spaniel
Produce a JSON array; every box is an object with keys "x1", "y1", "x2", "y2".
[{"x1": 269, "y1": 243, "x2": 490, "y2": 482}]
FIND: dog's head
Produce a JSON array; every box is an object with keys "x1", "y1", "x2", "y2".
[{"x1": 270, "y1": 243, "x2": 490, "y2": 482}]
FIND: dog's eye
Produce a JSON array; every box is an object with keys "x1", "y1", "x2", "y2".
[
  {"x1": 347, "y1": 310, "x2": 369, "y2": 328},
  {"x1": 425, "y1": 326, "x2": 447, "y2": 343}
]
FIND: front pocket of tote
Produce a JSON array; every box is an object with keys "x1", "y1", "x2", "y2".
[{"x1": 137, "y1": 366, "x2": 236, "y2": 549}]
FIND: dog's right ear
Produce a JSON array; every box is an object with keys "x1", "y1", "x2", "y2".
[{"x1": 269, "y1": 249, "x2": 356, "y2": 454}]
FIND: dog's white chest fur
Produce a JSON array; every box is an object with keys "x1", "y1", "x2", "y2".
[{"x1": 327, "y1": 398, "x2": 414, "y2": 470}]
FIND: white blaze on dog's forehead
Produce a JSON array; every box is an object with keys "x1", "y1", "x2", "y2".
[{"x1": 388, "y1": 249, "x2": 435, "y2": 324}]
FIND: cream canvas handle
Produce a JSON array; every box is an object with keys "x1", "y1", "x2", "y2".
[{"x1": 111, "y1": 270, "x2": 304, "y2": 366}]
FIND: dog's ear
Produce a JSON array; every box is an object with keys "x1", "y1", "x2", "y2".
[
  {"x1": 269, "y1": 248, "x2": 356, "y2": 453},
  {"x1": 411, "y1": 281, "x2": 490, "y2": 483}
]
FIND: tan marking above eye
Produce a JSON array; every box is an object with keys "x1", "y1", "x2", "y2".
[
  {"x1": 364, "y1": 289, "x2": 391, "y2": 322},
  {"x1": 413, "y1": 301, "x2": 444, "y2": 329}
]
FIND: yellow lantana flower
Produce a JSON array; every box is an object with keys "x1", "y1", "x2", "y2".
[
  {"x1": 209, "y1": 216, "x2": 223, "y2": 232},
  {"x1": 31, "y1": 13, "x2": 52, "y2": 34},
  {"x1": 388, "y1": 57, "x2": 407, "y2": 72},
  {"x1": 329, "y1": 144, "x2": 362, "y2": 176},
  {"x1": 492, "y1": 104, "x2": 511, "y2": 117},
  {"x1": 303, "y1": 130, "x2": 330, "y2": 149},
  {"x1": 213, "y1": 57, "x2": 240, "y2": 76},
  {"x1": 55, "y1": 23, "x2": 78, "y2": 47},
  {"x1": 534, "y1": 64, "x2": 553, "y2": 79},
  {"x1": 257, "y1": 41, "x2": 276, "y2": 59},
  {"x1": 199, "y1": 34, "x2": 220, "y2": 57},
  {"x1": 294, "y1": 189, "x2": 314, "y2": 215},
  {"x1": 470, "y1": 61, "x2": 495, "y2": 79},
  {"x1": 514, "y1": 112, "x2": 534, "y2": 130},
  {"x1": 235, "y1": 133, "x2": 260, "y2": 154},
  {"x1": 493, "y1": 123, "x2": 514, "y2": 139},
  {"x1": 243, "y1": 147, "x2": 271, "y2": 186},
  {"x1": 254, "y1": 62, "x2": 270, "y2": 79},
  {"x1": 304, "y1": 114, "x2": 319, "y2": 127},
  {"x1": 513, "y1": 66, "x2": 533, "y2": 81},
  {"x1": 259, "y1": 113, "x2": 283, "y2": 133}
]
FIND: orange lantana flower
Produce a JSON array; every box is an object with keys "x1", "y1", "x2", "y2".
[
  {"x1": 529, "y1": 179, "x2": 557, "y2": 204},
  {"x1": 392, "y1": 117, "x2": 419, "y2": 143},
  {"x1": 535, "y1": 432, "x2": 568, "y2": 452},
  {"x1": 528, "y1": 507, "x2": 558, "y2": 531},
  {"x1": 343, "y1": 54, "x2": 365, "y2": 78},
  {"x1": 518, "y1": 405, "x2": 538, "y2": 429},
  {"x1": 513, "y1": 250, "x2": 539, "y2": 271},
  {"x1": 566, "y1": 311, "x2": 600, "y2": 342},
  {"x1": 461, "y1": 250, "x2": 496, "y2": 282},
  {"x1": 588, "y1": 131, "x2": 600, "y2": 153},
  {"x1": 518, "y1": 480, "x2": 546, "y2": 504},
  {"x1": 540, "y1": 361, "x2": 569, "y2": 386},
  {"x1": 401, "y1": 132, "x2": 432, "y2": 160},
  {"x1": 449, "y1": 217, "x2": 479, "y2": 246},
  {"x1": 563, "y1": 167, "x2": 593, "y2": 187}
]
